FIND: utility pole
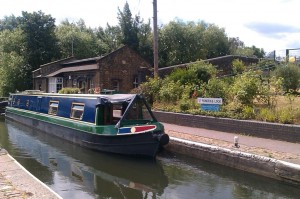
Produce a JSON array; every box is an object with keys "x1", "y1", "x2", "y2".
[{"x1": 153, "y1": 0, "x2": 158, "y2": 78}]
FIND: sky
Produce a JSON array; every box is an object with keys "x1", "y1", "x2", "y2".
[{"x1": 1, "y1": 0, "x2": 300, "y2": 55}]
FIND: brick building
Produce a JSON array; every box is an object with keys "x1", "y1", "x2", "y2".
[{"x1": 32, "y1": 46, "x2": 152, "y2": 93}]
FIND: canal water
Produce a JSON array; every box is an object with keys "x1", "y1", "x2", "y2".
[{"x1": 0, "y1": 118, "x2": 299, "y2": 199}]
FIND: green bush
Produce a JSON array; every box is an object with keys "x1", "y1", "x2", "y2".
[
  {"x1": 58, "y1": 87, "x2": 80, "y2": 94},
  {"x1": 229, "y1": 70, "x2": 260, "y2": 105},
  {"x1": 273, "y1": 63, "x2": 300, "y2": 92},
  {"x1": 158, "y1": 80, "x2": 183, "y2": 102},
  {"x1": 242, "y1": 106, "x2": 255, "y2": 119},
  {"x1": 277, "y1": 109, "x2": 294, "y2": 124},
  {"x1": 232, "y1": 59, "x2": 246, "y2": 75},
  {"x1": 188, "y1": 61, "x2": 217, "y2": 83},
  {"x1": 204, "y1": 78, "x2": 228, "y2": 100},
  {"x1": 132, "y1": 77, "x2": 162, "y2": 104},
  {"x1": 257, "y1": 108, "x2": 276, "y2": 122}
]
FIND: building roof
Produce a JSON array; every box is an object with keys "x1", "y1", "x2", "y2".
[{"x1": 46, "y1": 64, "x2": 98, "y2": 77}]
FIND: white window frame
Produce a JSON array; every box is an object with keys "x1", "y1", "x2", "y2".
[{"x1": 48, "y1": 77, "x2": 63, "y2": 93}]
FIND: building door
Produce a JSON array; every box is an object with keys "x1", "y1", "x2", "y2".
[{"x1": 48, "y1": 77, "x2": 63, "y2": 93}]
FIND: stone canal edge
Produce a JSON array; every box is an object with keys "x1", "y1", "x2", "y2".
[
  {"x1": 166, "y1": 137, "x2": 300, "y2": 186},
  {"x1": 0, "y1": 148, "x2": 62, "y2": 199}
]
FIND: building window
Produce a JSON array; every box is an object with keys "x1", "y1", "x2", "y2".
[
  {"x1": 90, "y1": 79, "x2": 94, "y2": 88},
  {"x1": 56, "y1": 77, "x2": 63, "y2": 92},
  {"x1": 48, "y1": 101, "x2": 59, "y2": 115},
  {"x1": 112, "y1": 80, "x2": 119, "y2": 91},
  {"x1": 70, "y1": 103, "x2": 85, "y2": 120},
  {"x1": 133, "y1": 76, "x2": 139, "y2": 88}
]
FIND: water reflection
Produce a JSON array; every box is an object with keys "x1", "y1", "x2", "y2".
[{"x1": 5, "y1": 120, "x2": 168, "y2": 199}]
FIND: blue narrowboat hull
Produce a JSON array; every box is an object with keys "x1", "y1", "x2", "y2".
[{"x1": 5, "y1": 111, "x2": 163, "y2": 157}]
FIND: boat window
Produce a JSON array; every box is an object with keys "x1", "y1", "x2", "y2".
[
  {"x1": 112, "y1": 104, "x2": 123, "y2": 124},
  {"x1": 71, "y1": 103, "x2": 85, "y2": 120},
  {"x1": 121, "y1": 97, "x2": 154, "y2": 125},
  {"x1": 26, "y1": 100, "x2": 29, "y2": 108},
  {"x1": 48, "y1": 101, "x2": 59, "y2": 115}
]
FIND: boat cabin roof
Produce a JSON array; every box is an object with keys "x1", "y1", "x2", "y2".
[{"x1": 10, "y1": 91, "x2": 137, "y2": 104}]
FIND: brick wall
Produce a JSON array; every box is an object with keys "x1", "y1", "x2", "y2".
[
  {"x1": 98, "y1": 46, "x2": 151, "y2": 93},
  {"x1": 153, "y1": 111, "x2": 300, "y2": 143}
]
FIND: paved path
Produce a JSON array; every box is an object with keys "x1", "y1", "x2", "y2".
[
  {"x1": 0, "y1": 149, "x2": 61, "y2": 199},
  {"x1": 163, "y1": 123, "x2": 300, "y2": 164}
]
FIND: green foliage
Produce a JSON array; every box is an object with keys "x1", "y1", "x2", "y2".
[
  {"x1": 158, "y1": 20, "x2": 207, "y2": 66},
  {"x1": 168, "y1": 67, "x2": 198, "y2": 85},
  {"x1": 188, "y1": 61, "x2": 217, "y2": 83},
  {"x1": 257, "y1": 108, "x2": 277, "y2": 122},
  {"x1": 204, "y1": 78, "x2": 228, "y2": 99},
  {"x1": 232, "y1": 59, "x2": 246, "y2": 75},
  {"x1": 179, "y1": 99, "x2": 199, "y2": 112},
  {"x1": 58, "y1": 87, "x2": 80, "y2": 94},
  {"x1": 277, "y1": 109, "x2": 294, "y2": 124},
  {"x1": 56, "y1": 20, "x2": 109, "y2": 59},
  {"x1": 242, "y1": 106, "x2": 255, "y2": 119},
  {"x1": 202, "y1": 24, "x2": 230, "y2": 59},
  {"x1": 0, "y1": 28, "x2": 27, "y2": 96},
  {"x1": 233, "y1": 45, "x2": 265, "y2": 58},
  {"x1": 18, "y1": 11, "x2": 61, "y2": 69},
  {"x1": 158, "y1": 80, "x2": 184, "y2": 102},
  {"x1": 131, "y1": 77, "x2": 162, "y2": 104},
  {"x1": 273, "y1": 63, "x2": 300, "y2": 92},
  {"x1": 0, "y1": 52, "x2": 25, "y2": 96},
  {"x1": 158, "y1": 20, "x2": 231, "y2": 66},
  {"x1": 229, "y1": 71, "x2": 261, "y2": 105}
]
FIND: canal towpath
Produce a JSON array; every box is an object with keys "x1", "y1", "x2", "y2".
[
  {"x1": 163, "y1": 122, "x2": 300, "y2": 164},
  {"x1": 0, "y1": 148, "x2": 62, "y2": 199}
]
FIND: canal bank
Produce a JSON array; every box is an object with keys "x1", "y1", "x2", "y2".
[
  {"x1": 164, "y1": 123, "x2": 300, "y2": 186},
  {"x1": 0, "y1": 148, "x2": 62, "y2": 199}
]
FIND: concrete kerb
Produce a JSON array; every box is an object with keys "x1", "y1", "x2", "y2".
[
  {"x1": 166, "y1": 137, "x2": 300, "y2": 186},
  {"x1": 0, "y1": 148, "x2": 62, "y2": 199}
]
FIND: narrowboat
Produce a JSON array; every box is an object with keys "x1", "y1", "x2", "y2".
[{"x1": 5, "y1": 90, "x2": 169, "y2": 157}]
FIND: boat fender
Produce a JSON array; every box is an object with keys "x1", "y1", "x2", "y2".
[{"x1": 156, "y1": 134, "x2": 169, "y2": 146}]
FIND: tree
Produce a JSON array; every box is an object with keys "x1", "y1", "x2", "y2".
[
  {"x1": 95, "y1": 24, "x2": 122, "y2": 52},
  {"x1": 158, "y1": 20, "x2": 207, "y2": 66},
  {"x1": 117, "y1": 2, "x2": 139, "y2": 50},
  {"x1": 17, "y1": 11, "x2": 61, "y2": 70},
  {"x1": 233, "y1": 45, "x2": 265, "y2": 58},
  {"x1": 0, "y1": 28, "x2": 27, "y2": 96},
  {"x1": 229, "y1": 37, "x2": 244, "y2": 54},
  {"x1": 0, "y1": 15, "x2": 19, "y2": 31},
  {"x1": 56, "y1": 20, "x2": 108, "y2": 59},
  {"x1": 0, "y1": 52, "x2": 25, "y2": 96},
  {"x1": 117, "y1": 2, "x2": 152, "y2": 61},
  {"x1": 202, "y1": 24, "x2": 230, "y2": 58}
]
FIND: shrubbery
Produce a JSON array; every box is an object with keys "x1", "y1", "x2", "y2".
[
  {"x1": 273, "y1": 63, "x2": 300, "y2": 92},
  {"x1": 135, "y1": 60, "x2": 300, "y2": 124},
  {"x1": 58, "y1": 87, "x2": 80, "y2": 94}
]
